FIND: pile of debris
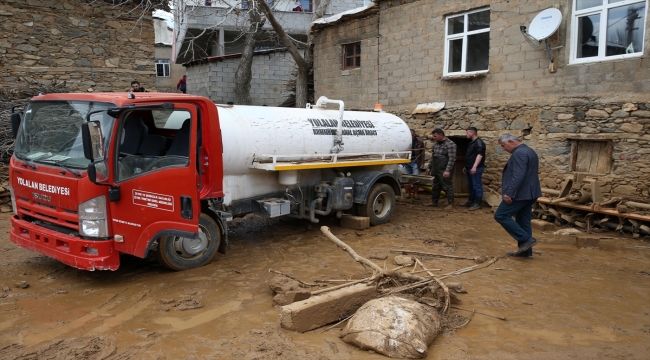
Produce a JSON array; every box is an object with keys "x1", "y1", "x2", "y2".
[{"x1": 268, "y1": 226, "x2": 500, "y2": 359}]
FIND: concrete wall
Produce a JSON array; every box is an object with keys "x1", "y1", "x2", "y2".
[
  {"x1": 313, "y1": 0, "x2": 650, "y2": 201},
  {"x1": 0, "y1": 0, "x2": 156, "y2": 92},
  {"x1": 186, "y1": 50, "x2": 295, "y2": 105},
  {"x1": 155, "y1": 46, "x2": 186, "y2": 91}
]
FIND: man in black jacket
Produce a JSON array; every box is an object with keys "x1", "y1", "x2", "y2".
[
  {"x1": 494, "y1": 134, "x2": 542, "y2": 257},
  {"x1": 461, "y1": 127, "x2": 486, "y2": 210}
]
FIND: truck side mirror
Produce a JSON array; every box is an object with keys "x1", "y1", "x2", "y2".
[
  {"x1": 81, "y1": 121, "x2": 104, "y2": 162},
  {"x1": 86, "y1": 161, "x2": 109, "y2": 185},
  {"x1": 10, "y1": 112, "x2": 22, "y2": 138}
]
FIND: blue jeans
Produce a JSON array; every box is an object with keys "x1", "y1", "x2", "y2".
[
  {"x1": 494, "y1": 198, "x2": 537, "y2": 255},
  {"x1": 465, "y1": 167, "x2": 484, "y2": 198},
  {"x1": 403, "y1": 159, "x2": 420, "y2": 175}
]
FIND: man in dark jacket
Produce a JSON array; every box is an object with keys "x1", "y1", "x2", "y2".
[
  {"x1": 425, "y1": 128, "x2": 457, "y2": 209},
  {"x1": 403, "y1": 129, "x2": 425, "y2": 199},
  {"x1": 494, "y1": 134, "x2": 542, "y2": 257},
  {"x1": 461, "y1": 127, "x2": 486, "y2": 210}
]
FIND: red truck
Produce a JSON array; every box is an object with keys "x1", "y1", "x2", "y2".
[{"x1": 9, "y1": 93, "x2": 410, "y2": 270}]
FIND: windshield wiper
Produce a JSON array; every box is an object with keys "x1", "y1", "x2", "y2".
[
  {"x1": 19, "y1": 159, "x2": 37, "y2": 170},
  {"x1": 52, "y1": 159, "x2": 82, "y2": 178}
]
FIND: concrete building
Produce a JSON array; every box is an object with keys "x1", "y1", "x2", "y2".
[
  {"x1": 154, "y1": 14, "x2": 186, "y2": 92},
  {"x1": 313, "y1": 0, "x2": 650, "y2": 201},
  {"x1": 0, "y1": 0, "x2": 156, "y2": 92}
]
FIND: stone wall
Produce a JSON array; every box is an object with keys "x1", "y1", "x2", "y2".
[
  {"x1": 186, "y1": 50, "x2": 295, "y2": 106},
  {"x1": 313, "y1": 0, "x2": 650, "y2": 202},
  {"x1": 0, "y1": 0, "x2": 156, "y2": 92},
  {"x1": 402, "y1": 100, "x2": 650, "y2": 201}
]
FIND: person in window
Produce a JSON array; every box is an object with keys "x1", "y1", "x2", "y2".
[
  {"x1": 129, "y1": 81, "x2": 148, "y2": 92},
  {"x1": 176, "y1": 75, "x2": 187, "y2": 94},
  {"x1": 292, "y1": 0, "x2": 302, "y2": 11}
]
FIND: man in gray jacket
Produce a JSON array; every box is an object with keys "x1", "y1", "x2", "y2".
[{"x1": 493, "y1": 134, "x2": 542, "y2": 257}]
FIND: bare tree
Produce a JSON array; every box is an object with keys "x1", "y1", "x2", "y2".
[
  {"x1": 258, "y1": 0, "x2": 330, "y2": 108},
  {"x1": 234, "y1": 0, "x2": 265, "y2": 105}
]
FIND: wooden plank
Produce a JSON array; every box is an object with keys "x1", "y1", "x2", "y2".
[
  {"x1": 537, "y1": 197, "x2": 650, "y2": 222},
  {"x1": 575, "y1": 141, "x2": 594, "y2": 173},
  {"x1": 594, "y1": 141, "x2": 612, "y2": 174}
]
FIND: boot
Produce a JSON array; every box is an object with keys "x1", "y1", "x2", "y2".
[
  {"x1": 412, "y1": 185, "x2": 420, "y2": 200},
  {"x1": 460, "y1": 197, "x2": 475, "y2": 207},
  {"x1": 469, "y1": 197, "x2": 483, "y2": 211},
  {"x1": 444, "y1": 196, "x2": 455, "y2": 210},
  {"x1": 403, "y1": 184, "x2": 411, "y2": 199},
  {"x1": 425, "y1": 196, "x2": 439, "y2": 207}
]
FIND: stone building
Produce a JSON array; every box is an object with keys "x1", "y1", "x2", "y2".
[
  {"x1": 312, "y1": 0, "x2": 650, "y2": 201},
  {"x1": 0, "y1": 0, "x2": 156, "y2": 92},
  {"x1": 185, "y1": 49, "x2": 296, "y2": 105}
]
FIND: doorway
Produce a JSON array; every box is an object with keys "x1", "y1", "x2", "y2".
[{"x1": 450, "y1": 136, "x2": 469, "y2": 195}]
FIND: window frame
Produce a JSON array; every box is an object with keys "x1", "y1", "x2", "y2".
[
  {"x1": 569, "y1": 0, "x2": 648, "y2": 64},
  {"x1": 443, "y1": 7, "x2": 491, "y2": 77},
  {"x1": 241, "y1": 0, "x2": 274, "y2": 9},
  {"x1": 342, "y1": 42, "x2": 361, "y2": 70},
  {"x1": 155, "y1": 59, "x2": 170, "y2": 77}
]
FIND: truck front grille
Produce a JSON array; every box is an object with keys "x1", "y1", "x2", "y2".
[{"x1": 17, "y1": 197, "x2": 79, "y2": 231}]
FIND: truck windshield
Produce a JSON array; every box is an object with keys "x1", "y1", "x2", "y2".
[{"x1": 14, "y1": 101, "x2": 115, "y2": 169}]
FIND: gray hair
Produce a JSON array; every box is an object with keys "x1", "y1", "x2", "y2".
[{"x1": 498, "y1": 133, "x2": 520, "y2": 142}]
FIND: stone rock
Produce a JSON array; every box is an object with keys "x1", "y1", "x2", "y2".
[
  {"x1": 586, "y1": 109, "x2": 609, "y2": 118},
  {"x1": 268, "y1": 274, "x2": 303, "y2": 293},
  {"x1": 575, "y1": 235, "x2": 600, "y2": 249},
  {"x1": 15, "y1": 44, "x2": 38, "y2": 52},
  {"x1": 557, "y1": 113, "x2": 574, "y2": 120},
  {"x1": 613, "y1": 185, "x2": 638, "y2": 197},
  {"x1": 612, "y1": 110, "x2": 629, "y2": 118},
  {"x1": 509, "y1": 119, "x2": 528, "y2": 130},
  {"x1": 63, "y1": 29, "x2": 85, "y2": 38},
  {"x1": 174, "y1": 298, "x2": 203, "y2": 311},
  {"x1": 546, "y1": 126, "x2": 564, "y2": 133},
  {"x1": 273, "y1": 291, "x2": 311, "y2": 306},
  {"x1": 580, "y1": 127, "x2": 599, "y2": 134},
  {"x1": 75, "y1": 59, "x2": 91, "y2": 67},
  {"x1": 93, "y1": 47, "x2": 105, "y2": 55},
  {"x1": 531, "y1": 219, "x2": 555, "y2": 231},
  {"x1": 631, "y1": 110, "x2": 650, "y2": 118},
  {"x1": 494, "y1": 120, "x2": 508, "y2": 130},
  {"x1": 105, "y1": 57, "x2": 120, "y2": 67},
  {"x1": 618, "y1": 123, "x2": 643, "y2": 133},
  {"x1": 341, "y1": 215, "x2": 370, "y2": 230},
  {"x1": 539, "y1": 110, "x2": 557, "y2": 120},
  {"x1": 50, "y1": 28, "x2": 60, "y2": 35},
  {"x1": 574, "y1": 111, "x2": 586, "y2": 120},
  {"x1": 564, "y1": 125, "x2": 578, "y2": 133},
  {"x1": 394, "y1": 255, "x2": 414, "y2": 266},
  {"x1": 622, "y1": 103, "x2": 637, "y2": 112}
]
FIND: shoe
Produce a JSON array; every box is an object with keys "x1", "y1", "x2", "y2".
[
  {"x1": 507, "y1": 251, "x2": 533, "y2": 258},
  {"x1": 511, "y1": 237, "x2": 538, "y2": 255},
  {"x1": 460, "y1": 197, "x2": 474, "y2": 207},
  {"x1": 425, "y1": 201, "x2": 438, "y2": 207},
  {"x1": 413, "y1": 193, "x2": 420, "y2": 200},
  {"x1": 444, "y1": 204, "x2": 454, "y2": 210},
  {"x1": 403, "y1": 185, "x2": 411, "y2": 199},
  {"x1": 413, "y1": 186, "x2": 420, "y2": 200},
  {"x1": 469, "y1": 197, "x2": 482, "y2": 211}
]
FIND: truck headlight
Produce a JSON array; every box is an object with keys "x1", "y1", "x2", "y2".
[
  {"x1": 78, "y1": 196, "x2": 108, "y2": 237},
  {"x1": 9, "y1": 183, "x2": 17, "y2": 215}
]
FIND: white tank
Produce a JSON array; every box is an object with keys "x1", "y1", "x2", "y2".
[{"x1": 216, "y1": 103, "x2": 411, "y2": 204}]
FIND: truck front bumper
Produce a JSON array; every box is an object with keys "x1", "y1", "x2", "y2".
[{"x1": 10, "y1": 216, "x2": 120, "y2": 271}]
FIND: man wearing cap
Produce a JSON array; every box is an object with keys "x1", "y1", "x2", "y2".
[
  {"x1": 403, "y1": 129, "x2": 425, "y2": 199},
  {"x1": 461, "y1": 127, "x2": 486, "y2": 210},
  {"x1": 425, "y1": 128, "x2": 457, "y2": 209}
]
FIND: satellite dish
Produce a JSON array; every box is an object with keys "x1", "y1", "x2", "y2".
[
  {"x1": 520, "y1": 8, "x2": 563, "y2": 62},
  {"x1": 528, "y1": 8, "x2": 562, "y2": 41}
]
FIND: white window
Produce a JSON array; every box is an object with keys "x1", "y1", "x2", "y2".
[
  {"x1": 444, "y1": 8, "x2": 490, "y2": 76},
  {"x1": 155, "y1": 59, "x2": 170, "y2": 77},
  {"x1": 570, "y1": 0, "x2": 647, "y2": 64}
]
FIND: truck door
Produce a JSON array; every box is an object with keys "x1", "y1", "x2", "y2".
[{"x1": 109, "y1": 104, "x2": 200, "y2": 261}]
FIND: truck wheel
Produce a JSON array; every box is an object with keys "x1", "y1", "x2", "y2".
[
  {"x1": 155, "y1": 213, "x2": 220, "y2": 270},
  {"x1": 358, "y1": 183, "x2": 395, "y2": 225}
]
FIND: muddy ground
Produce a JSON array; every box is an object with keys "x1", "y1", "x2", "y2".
[{"x1": 0, "y1": 200, "x2": 649, "y2": 360}]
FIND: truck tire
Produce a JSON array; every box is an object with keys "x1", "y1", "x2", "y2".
[
  {"x1": 155, "y1": 213, "x2": 221, "y2": 270},
  {"x1": 358, "y1": 183, "x2": 395, "y2": 225}
]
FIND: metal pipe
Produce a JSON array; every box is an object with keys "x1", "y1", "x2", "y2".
[
  {"x1": 308, "y1": 187, "x2": 333, "y2": 223},
  {"x1": 624, "y1": 201, "x2": 650, "y2": 210},
  {"x1": 315, "y1": 96, "x2": 345, "y2": 153},
  {"x1": 603, "y1": 221, "x2": 650, "y2": 236}
]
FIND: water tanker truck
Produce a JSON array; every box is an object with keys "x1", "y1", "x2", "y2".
[{"x1": 8, "y1": 93, "x2": 411, "y2": 270}]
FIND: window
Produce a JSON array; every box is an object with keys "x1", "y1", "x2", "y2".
[
  {"x1": 241, "y1": 0, "x2": 274, "y2": 9},
  {"x1": 342, "y1": 42, "x2": 361, "y2": 69},
  {"x1": 571, "y1": 0, "x2": 647, "y2": 63},
  {"x1": 444, "y1": 8, "x2": 490, "y2": 76},
  {"x1": 204, "y1": 0, "x2": 211, "y2": 6},
  {"x1": 570, "y1": 140, "x2": 612, "y2": 174},
  {"x1": 155, "y1": 59, "x2": 170, "y2": 77}
]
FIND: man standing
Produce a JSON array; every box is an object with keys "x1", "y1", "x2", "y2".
[
  {"x1": 403, "y1": 129, "x2": 425, "y2": 199},
  {"x1": 461, "y1": 127, "x2": 486, "y2": 211},
  {"x1": 493, "y1": 134, "x2": 542, "y2": 257},
  {"x1": 425, "y1": 129, "x2": 457, "y2": 209},
  {"x1": 177, "y1": 75, "x2": 187, "y2": 94}
]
